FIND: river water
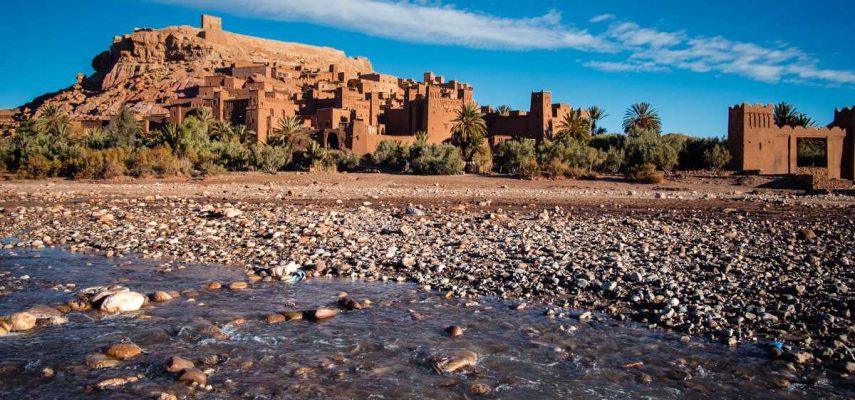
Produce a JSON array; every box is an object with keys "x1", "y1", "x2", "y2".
[{"x1": 0, "y1": 247, "x2": 851, "y2": 399}]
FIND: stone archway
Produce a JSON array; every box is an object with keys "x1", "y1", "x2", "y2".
[{"x1": 326, "y1": 132, "x2": 340, "y2": 150}]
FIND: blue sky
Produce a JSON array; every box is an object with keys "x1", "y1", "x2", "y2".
[{"x1": 1, "y1": 0, "x2": 853, "y2": 137}]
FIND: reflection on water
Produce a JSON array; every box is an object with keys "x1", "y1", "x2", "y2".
[{"x1": 0, "y1": 248, "x2": 851, "y2": 399}]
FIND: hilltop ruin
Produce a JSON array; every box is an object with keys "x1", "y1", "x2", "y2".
[{"x1": 2, "y1": 15, "x2": 582, "y2": 155}]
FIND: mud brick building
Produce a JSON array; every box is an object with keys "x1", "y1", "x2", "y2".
[{"x1": 728, "y1": 104, "x2": 855, "y2": 181}]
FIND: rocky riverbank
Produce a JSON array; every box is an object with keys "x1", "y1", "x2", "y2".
[{"x1": 1, "y1": 176, "x2": 853, "y2": 380}]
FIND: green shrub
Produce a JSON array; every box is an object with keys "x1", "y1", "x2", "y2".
[
  {"x1": 128, "y1": 146, "x2": 189, "y2": 177},
  {"x1": 101, "y1": 148, "x2": 129, "y2": 178},
  {"x1": 329, "y1": 150, "x2": 359, "y2": 172},
  {"x1": 676, "y1": 137, "x2": 727, "y2": 170},
  {"x1": 538, "y1": 138, "x2": 605, "y2": 172},
  {"x1": 21, "y1": 154, "x2": 61, "y2": 178},
  {"x1": 589, "y1": 133, "x2": 625, "y2": 151},
  {"x1": 303, "y1": 141, "x2": 336, "y2": 172},
  {"x1": 104, "y1": 108, "x2": 143, "y2": 149},
  {"x1": 210, "y1": 140, "x2": 251, "y2": 171},
  {"x1": 66, "y1": 147, "x2": 104, "y2": 179},
  {"x1": 625, "y1": 162, "x2": 664, "y2": 183},
  {"x1": 493, "y1": 139, "x2": 537, "y2": 176},
  {"x1": 250, "y1": 144, "x2": 291, "y2": 174},
  {"x1": 624, "y1": 128, "x2": 678, "y2": 171},
  {"x1": 471, "y1": 144, "x2": 493, "y2": 173},
  {"x1": 704, "y1": 143, "x2": 732, "y2": 171},
  {"x1": 371, "y1": 140, "x2": 410, "y2": 170},
  {"x1": 540, "y1": 158, "x2": 568, "y2": 178},
  {"x1": 409, "y1": 144, "x2": 463, "y2": 175},
  {"x1": 600, "y1": 147, "x2": 624, "y2": 173}
]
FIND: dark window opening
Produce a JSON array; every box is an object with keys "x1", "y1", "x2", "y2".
[
  {"x1": 326, "y1": 134, "x2": 340, "y2": 150},
  {"x1": 797, "y1": 138, "x2": 827, "y2": 168}
]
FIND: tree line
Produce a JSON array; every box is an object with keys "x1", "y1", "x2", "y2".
[
  {"x1": 4, "y1": 101, "x2": 820, "y2": 181},
  {"x1": 372, "y1": 102, "x2": 732, "y2": 183}
]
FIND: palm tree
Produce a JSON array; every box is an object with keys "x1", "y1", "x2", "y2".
[
  {"x1": 233, "y1": 124, "x2": 257, "y2": 144},
  {"x1": 497, "y1": 105, "x2": 511, "y2": 116},
  {"x1": 209, "y1": 120, "x2": 235, "y2": 142},
  {"x1": 557, "y1": 109, "x2": 591, "y2": 143},
  {"x1": 587, "y1": 106, "x2": 608, "y2": 136},
  {"x1": 623, "y1": 102, "x2": 661, "y2": 134},
  {"x1": 193, "y1": 107, "x2": 215, "y2": 132},
  {"x1": 451, "y1": 103, "x2": 488, "y2": 162},
  {"x1": 37, "y1": 104, "x2": 70, "y2": 136},
  {"x1": 774, "y1": 102, "x2": 815, "y2": 128},
  {"x1": 157, "y1": 124, "x2": 187, "y2": 155},
  {"x1": 270, "y1": 115, "x2": 310, "y2": 149}
]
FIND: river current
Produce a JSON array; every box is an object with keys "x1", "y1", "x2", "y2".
[{"x1": 0, "y1": 247, "x2": 851, "y2": 399}]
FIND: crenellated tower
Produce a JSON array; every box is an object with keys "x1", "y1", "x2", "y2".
[
  {"x1": 727, "y1": 103, "x2": 775, "y2": 172},
  {"x1": 528, "y1": 91, "x2": 552, "y2": 142}
]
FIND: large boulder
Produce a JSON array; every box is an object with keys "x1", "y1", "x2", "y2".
[{"x1": 100, "y1": 292, "x2": 146, "y2": 313}]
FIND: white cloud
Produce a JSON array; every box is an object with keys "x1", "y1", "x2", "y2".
[
  {"x1": 607, "y1": 22, "x2": 683, "y2": 48},
  {"x1": 583, "y1": 61, "x2": 668, "y2": 73},
  {"x1": 589, "y1": 14, "x2": 615, "y2": 23},
  {"x1": 161, "y1": 0, "x2": 853, "y2": 86},
  {"x1": 163, "y1": 0, "x2": 609, "y2": 51},
  {"x1": 624, "y1": 33, "x2": 855, "y2": 85}
]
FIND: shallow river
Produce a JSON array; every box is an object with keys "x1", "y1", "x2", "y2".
[{"x1": 0, "y1": 247, "x2": 851, "y2": 399}]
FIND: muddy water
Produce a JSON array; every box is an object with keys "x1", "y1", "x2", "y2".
[{"x1": 0, "y1": 248, "x2": 851, "y2": 399}]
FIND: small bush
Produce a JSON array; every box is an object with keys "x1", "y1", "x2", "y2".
[
  {"x1": 21, "y1": 154, "x2": 61, "y2": 178},
  {"x1": 371, "y1": 140, "x2": 410, "y2": 170},
  {"x1": 625, "y1": 163, "x2": 664, "y2": 183},
  {"x1": 624, "y1": 129, "x2": 677, "y2": 172},
  {"x1": 329, "y1": 150, "x2": 359, "y2": 171},
  {"x1": 250, "y1": 144, "x2": 291, "y2": 174},
  {"x1": 101, "y1": 148, "x2": 130, "y2": 178},
  {"x1": 540, "y1": 158, "x2": 568, "y2": 179},
  {"x1": 68, "y1": 148, "x2": 105, "y2": 179},
  {"x1": 210, "y1": 140, "x2": 251, "y2": 171},
  {"x1": 409, "y1": 144, "x2": 463, "y2": 175},
  {"x1": 704, "y1": 143, "x2": 732, "y2": 172},
  {"x1": 600, "y1": 147, "x2": 624, "y2": 173},
  {"x1": 471, "y1": 145, "x2": 493, "y2": 173},
  {"x1": 493, "y1": 140, "x2": 537, "y2": 176},
  {"x1": 129, "y1": 146, "x2": 189, "y2": 177}
]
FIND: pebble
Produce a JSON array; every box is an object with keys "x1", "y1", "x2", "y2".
[
  {"x1": 446, "y1": 325, "x2": 464, "y2": 337},
  {"x1": 166, "y1": 355, "x2": 195, "y2": 373},
  {"x1": 152, "y1": 291, "x2": 173, "y2": 302},
  {"x1": 308, "y1": 308, "x2": 337, "y2": 320},
  {"x1": 178, "y1": 368, "x2": 207, "y2": 386},
  {"x1": 86, "y1": 353, "x2": 122, "y2": 369},
  {"x1": 100, "y1": 292, "x2": 146, "y2": 313},
  {"x1": 469, "y1": 383, "x2": 491, "y2": 395},
  {"x1": 106, "y1": 343, "x2": 142, "y2": 360}
]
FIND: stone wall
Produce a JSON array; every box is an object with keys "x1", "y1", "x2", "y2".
[{"x1": 728, "y1": 103, "x2": 850, "y2": 180}]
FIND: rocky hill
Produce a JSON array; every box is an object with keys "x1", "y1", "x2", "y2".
[{"x1": 11, "y1": 22, "x2": 373, "y2": 121}]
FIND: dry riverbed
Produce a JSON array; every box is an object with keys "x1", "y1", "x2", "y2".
[{"x1": 1, "y1": 172, "x2": 854, "y2": 395}]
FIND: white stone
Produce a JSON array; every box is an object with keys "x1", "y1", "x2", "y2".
[{"x1": 100, "y1": 292, "x2": 146, "y2": 313}]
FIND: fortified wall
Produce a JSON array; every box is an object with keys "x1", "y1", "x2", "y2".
[{"x1": 728, "y1": 104, "x2": 855, "y2": 180}]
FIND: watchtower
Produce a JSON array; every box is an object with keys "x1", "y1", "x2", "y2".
[
  {"x1": 528, "y1": 91, "x2": 552, "y2": 141},
  {"x1": 201, "y1": 15, "x2": 222, "y2": 31}
]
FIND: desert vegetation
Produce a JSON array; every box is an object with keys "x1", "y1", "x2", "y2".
[
  {"x1": 490, "y1": 102, "x2": 730, "y2": 182},
  {"x1": 0, "y1": 105, "x2": 360, "y2": 179},
  {"x1": 1, "y1": 102, "x2": 730, "y2": 182}
]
